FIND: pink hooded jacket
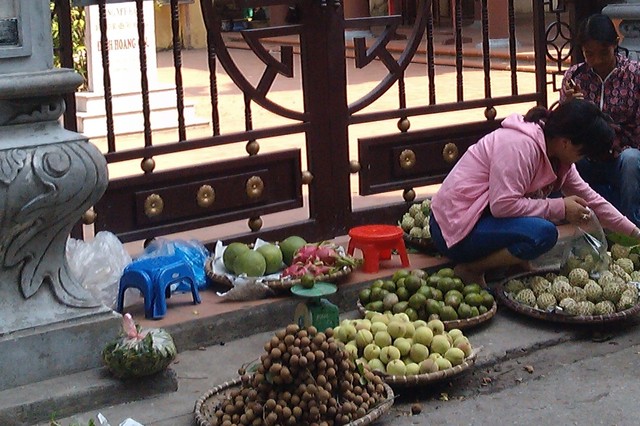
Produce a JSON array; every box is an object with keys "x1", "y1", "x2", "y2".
[{"x1": 431, "y1": 113, "x2": 636, "y2": 249}]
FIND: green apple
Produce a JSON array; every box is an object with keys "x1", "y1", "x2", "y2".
[
  {"x1": 403, "y1": 322, "x2": 416, "y2": 338},
  {"x1": 405, "y1": 362, "x2": 420, "y2": 376},
  {"x1": 409, "y1": 343, "x2": 429, "y2": 363},
  {"x1": 448, "y1": 328, "x2": 464, "y2": 341},
  {"x1": 413, "y1": 326, "x2": 434, "y2": 347},
  {"x1": 355, "y1": 329, "x2": 374, "y2": 349},
  {"x1": 393, "y1": 337, "x2": 412, "y2": 357},
  {"x1": 370, "y1": 313, "x2": 390, "y2": 325},
  {"x1": 427, "y1": 319, "x2": 445, "y2": 335},
  {"x1": 435, "y1": 357, "x2": 453, "y2": 371},
  {"x1": 367, "y1": 358, "x2": 385, "y2": 372},
  {"x1": 445, "y1": 347, "x2": 466, "y2": 366},
  {"x1": 380, "y1": 345, "x2": 401, "y2": 364},
  {"x1": 386, "y1": 359, "x2": 407, "y2": 376},
  {"x1": 355, "y1": 319, "x2": 371, "y2": 331},
  {"x1": 430, "y1": 335, "x2": 451, "y2": 355},
  {"x1": 387, "y1": 321, "x2": 406, "y2": 339},
  {"x1": 419, "y1": 358, "x2": 439, "y2": 374},
  {"x1": 374, "y1": 331, "x2": 392, "y2": 348},
  {"x1": 363, "y1": 343, "x2": 381, "y2": 361},
  {"x1": 370, "y1": 322, "x2": 388, "y2": 335}
]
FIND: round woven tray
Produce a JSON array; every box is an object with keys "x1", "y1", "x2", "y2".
[
  {"x1": 374, "y1": 349, "x2": 478, "y2": 387},
  {"x1": 403, "y1": 233, "x2": 438, "y2": 254},
  {"x1": 356, "y1": 299, "x2": 497, "y2": 330},
  {"x1": 205, "y1": 257, "x2": 353, "y2": 291},
  {"x1": 495, "y1": 270, "x2": 640, "y2": 324},
  {"x1": 193, "y1": 377, "x2": 395, "y2": 426}
]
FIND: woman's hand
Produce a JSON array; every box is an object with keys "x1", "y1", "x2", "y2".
[
  {"x1": 563, "y1": 78, "x2": 584, "y2": 101},
  {"x1": 564, "y1": 195, "x2": 591, "y2": 224}
]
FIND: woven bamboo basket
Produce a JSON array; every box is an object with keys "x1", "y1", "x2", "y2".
[
  {"x1": 373, "y1": 349, "x2": 478, "y2": 387},
  {"x1": 356, "y1": 299, "x2": 497, "y2": 330},
  {"x1": 495, "y1": 270, "x2": 640, "y2": 324},
  {"x1": 205, "y1": 257, "x2": 353, "y2": 292},
  {"x1": 193, "y1": 377, "x2": 395, "y2": 426}
]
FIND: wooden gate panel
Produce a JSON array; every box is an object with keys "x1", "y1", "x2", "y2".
[
  {"x1": 93, "y1": 149, "x2": 302, "y2": 241},
  {"x1": 358, "y1": 121, "x2": 502, "y2": 195}
]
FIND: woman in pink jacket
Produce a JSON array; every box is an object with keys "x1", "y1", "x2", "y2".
[{"x1": 429, "y1": 99, "x2": 640, "y2": 286}]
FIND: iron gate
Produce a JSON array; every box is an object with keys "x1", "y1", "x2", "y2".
[{"x1": 53, "y1": 0, "x2": 591, "y2": 249}]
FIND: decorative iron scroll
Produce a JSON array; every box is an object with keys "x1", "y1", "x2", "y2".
[{"x1": 544, "y1": 0, "x2": 573, "y2": 91}]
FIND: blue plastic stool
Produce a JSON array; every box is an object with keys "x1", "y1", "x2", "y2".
[{"x1": 116, "y1": 255, "x2": 201, "y2": 320}]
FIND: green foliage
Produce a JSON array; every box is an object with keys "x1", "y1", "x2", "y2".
[{"x1": 50, "y1": 1, "x2": 87, "y2": 90}]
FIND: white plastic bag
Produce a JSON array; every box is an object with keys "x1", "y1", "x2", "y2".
[{"x1": 66, "y1": 231, "x2": 132, "y2": 308}]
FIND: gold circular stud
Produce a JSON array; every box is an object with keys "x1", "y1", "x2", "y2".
[
  {"x1": 349, "y1": 160, "x2": 361, "y2": 174},
  {"x1": 141, "y1": 157, "x2": 155, "y2": 173},
  {"x1": 397, "y1": 117, "x2": 411, "y2": 132},
  {"x1": 144, "y1": 193, "x2": 164, "y2": 218},
  {"x1": 403, "y1": 188, "x2": 416, "y2": 202},
  {"x1": 442, "y1": 143, "x2": 459, "y2": 163},
  {"x1": 485, "y1": 106, "x2": 497, "y2": 121},
  {"x1": 197, "y1": 185, "x2": 215, "y2": 208},
  {"x1": 246, "y1": 176, "x2": 264, "y2": 199},
  {"x1": 81, "y1": 209, "x2": 97, "y2": 225},
  {"x1": 246, "y1": 140, "x2": 260, "y2": 156},
  {"x1": 301, "y1": 171, "x2": 314, "y2": 185},
  {"x1": 248, "y1": 216, "x2": 263, "y2": 232},
  {"x1": 399, "y1": 149, "x2": 416, "y2": 170}
]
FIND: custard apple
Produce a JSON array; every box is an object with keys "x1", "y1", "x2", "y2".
[
  {"x1": 568, "y1": 268, "x2": 589, "y2": 287},
  {"x1": 572, "y1": 286, "x2": 587, "y2": 302},
  {"x1": 530, "y1": 276, "x2": 552, "y2": 297},
  {"x1": 552, "y1": 280, "x2": 574, "y2": 301},
  {"x1": 616, "y1": 295, "x2": 636, "y2": 312},
  {"x1": 559, "y1": 297, "x2": 578, "y2": 315},
  {"x1": 594, "y1": 300, "x2": 616, "y2": 315},
  {"x1": 583, "y1": 281, "x2": 603, "y2": 303},
  {"x1": 610, "y1": 243, "x2": 631, "y2": 261},
  {"x1": 614, "y1": 258, "x2": 635, "y2": 275},
  {"x1": 515, "y1": 288, "x2": 536, "y2": 307},
  {"x1": 536, "y1": 293, "x2": 557, "y2": 310},
  {"x1": 575, "y1": 300, "x2": 595, "y2": 316}
]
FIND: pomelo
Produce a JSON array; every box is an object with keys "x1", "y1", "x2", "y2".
[
  {"x1": 222, "y1": 242, "x2": 250, "y2": 273},
  {"x1": 279, "y1": 235, "x2": 307, "y2": 266},
  {"x1": 233, "y1": 250, "x2": 267, "y2": 277},
  {"x1": 256, "y1": 243, "x2": 284, "y2": 274}
]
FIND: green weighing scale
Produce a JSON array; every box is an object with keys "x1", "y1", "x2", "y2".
[{"x1": 291, "y1": 282, "x2": 340, "y2": 331}]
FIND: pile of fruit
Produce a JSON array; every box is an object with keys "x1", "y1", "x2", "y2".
[
  {"x1": 358, "y1": 268, "x2": 494, "y2": 323},
  {"x1": 222, "y1": 236, "x2": 358, "y2": 279},
  {"x1": 333, "y1": 315, "x2": 473, "y2": 377},
  {"x1": 400, "y1": 199, "x2": 432, "y2": 240},
  {"x1": 209, "y1": 325, "x2": 389, "y2": 426},
  {"x1": 504, "y1": 243, "x2": 640, "y2": 316}
]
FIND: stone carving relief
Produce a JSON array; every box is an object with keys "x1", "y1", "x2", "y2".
[{"x1": 0, "y1": 141, "x2": 107, "y2": 307}]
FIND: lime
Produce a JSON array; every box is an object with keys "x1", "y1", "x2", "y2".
[
  {"x1": 359, "y1": 288, "x2": 372, "y2": 304},
  {"x1": 464, "y1": 293, "x2": 484, "y2": 307},
  {"x1": 222, "y1": 242, "x2": 250, "y2": 272},
  {"x1": 436, "y1": 267, "x2": 455, "y2": 278},
  {"x1": 440, "y1": 306, "x2": 459, "y2": 321},
  {"x1": 408, "y1": 293, "x2": 427, "y2": 310},
  {"x1": 392, "y1": 269, "x2": 411, "y2": 282},
  {"x1": 300, "y1": 273, "x2": 315, "y2": 289},
  {"x1": 462, "y1": 284, "x2": 482, "y2": 296},
  {"x1": 404, "y1": 307, "x2": 419, "y2": 322},
  {"x1": 416, "y1": 285, "x2": 433, "y2": 299},
  {"x1": 256, "y1": 243, "x2": 284, "y2": 274},
  {"x1": 396, "y1": 287, "x2": 410, "y2": 302},
  {"x1": 233, "y1": 250, "x2": 267, "y2": 277},
  {"x1": 405, "y1": 275, "x2": 423, "y2": 294},
  {"x1": 279, "y1": 236, "x2": 307, "y2": 266}
]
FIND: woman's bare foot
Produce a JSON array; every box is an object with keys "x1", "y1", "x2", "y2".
[{"x1": 454, "y1": 264, "x2": 486, "y2": 287}]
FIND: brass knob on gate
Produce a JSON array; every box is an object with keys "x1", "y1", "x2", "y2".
[
  {"x1": 442, "y1": 143, "x2": 459, "y2": 163},
  {"x1": 144, "y1": 193, "x2": 164, "y2": 218},
  {"x1": 197, "y1": 185, "x2": 215, "y2": 208},
  {"x1": 82, "y1": 209, "x2": 97, "y2": 225},
  {"x1": 399, "y1": 149, "x2": 416, "y2": 170},
  {"x1": 301, "y1": 171, "x2": 313, "y2": 185},
  {"x1": 246, "y1": 176, "x2": 264, "y2": 199}
]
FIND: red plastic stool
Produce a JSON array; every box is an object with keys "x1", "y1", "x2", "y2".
[{"x1": 347, "y1": 224, "x2": 410, "y2": 273}]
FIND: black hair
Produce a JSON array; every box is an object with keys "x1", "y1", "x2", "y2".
[
  {"x1": 576, "y1": 14, "x2": 618, "y2": 47},
  {"x1": 524, "y1": 100, "x2": 614, "y2": 159}
]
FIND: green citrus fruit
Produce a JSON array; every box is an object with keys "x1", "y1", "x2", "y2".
[
  {"x1": 222, "y1": 242, "x2": 250, "y2": 273},
  {"x1": 256, "y1": 243, "x2": 284, "y2": 274},
  {"x1": 300, "y1": 273, "x2": 315, "y2": 289},
  {"x1": 279, "y1": 236, "x2": 307, "y2": 266},
  {"x1": 233, "y1": 250, "x2": 267, "y2": 277}
]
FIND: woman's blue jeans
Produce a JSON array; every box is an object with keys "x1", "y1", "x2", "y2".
[
  {"x1": 576, "y1": 148, "x2": 640, "y2": 227},
  {"x1": 429, "y1": 212, "x2": 558, "y2": 263}
]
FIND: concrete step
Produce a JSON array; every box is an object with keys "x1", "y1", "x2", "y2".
[{"x1": 0, "y1": 366, "x2": 177, "y2": 426}]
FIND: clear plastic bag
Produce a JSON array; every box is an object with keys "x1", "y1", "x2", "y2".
[
  {"x1": 66, "y1": 231, "x2": 132, "y2": 308},
  {"x1": 140, "y1": 238, "x2": 210, "y2": 291},
  {"x1": 560, "y1": 209, "x2": 610, "y2": 277}
]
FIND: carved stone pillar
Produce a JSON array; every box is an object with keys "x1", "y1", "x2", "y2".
[
  {"x1": 604, "y1": 0, "x2": 640, "y2": 61},
  {"x1": 0, "y1": 0, "x2": 118, "y2": 391}
]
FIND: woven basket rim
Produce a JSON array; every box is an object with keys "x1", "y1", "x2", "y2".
[
  {"x1": 495, "y1": 269, "x2": 640, "y2": 324},
  {"x1": 205, "y1": 257, "x2": 353, "y2": 291},
  {"x1": 356, "y1": 299, "x2": 497, "y2": 330},
  {"x1": 193, "y1": 376, "x2": 394, "y2": 426},
  {"x1": 373, "y1": 349, "x2": 478, "y2": 387}
]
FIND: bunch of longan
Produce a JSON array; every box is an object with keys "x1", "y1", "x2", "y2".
[{"x1": 211, "y1": 324, "x2": 388, "y2": 426}]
